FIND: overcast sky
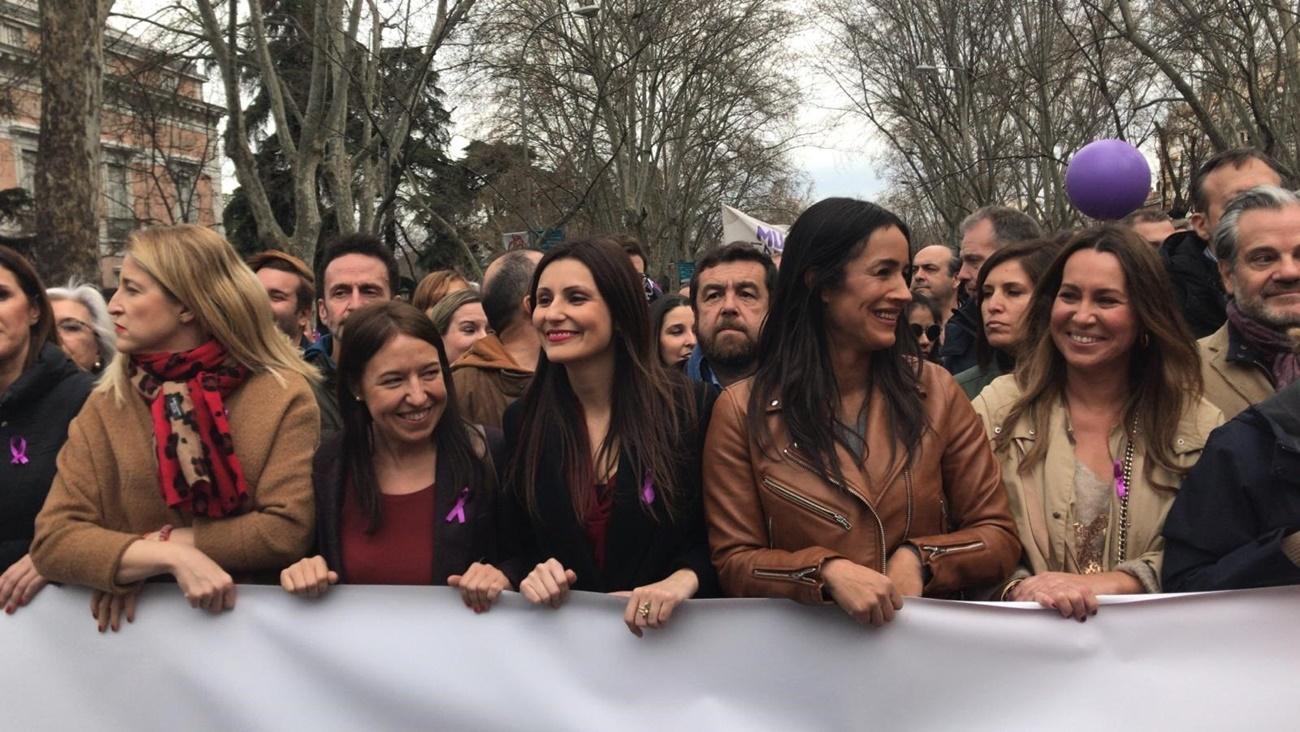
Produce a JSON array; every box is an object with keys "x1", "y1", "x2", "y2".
[{"x1": 111, "y1": 1, "x2": 888, "y2": 215}]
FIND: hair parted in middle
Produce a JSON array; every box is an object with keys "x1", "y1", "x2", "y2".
[
  {"x1": 993, "y1": 224, "x2": 1203, "y2": 486},
  {"x1": 336, "y1": 300, "x2": 488, "y2": 533},
  {"x1": 747, "y1": 197, "x2": 927, "y2": 485},
  {"x1": 506, "y1": 237, "x2": 695, "y2": 522},
  {"x1": 99, "y1": 225, "x2": 319, "y2": 402}
]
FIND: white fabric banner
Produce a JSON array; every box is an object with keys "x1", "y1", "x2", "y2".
[
  {"x1": 721, "y1": 204, "x2": 788, "y2": 255},
  {"x1": 3, "y1": 584, "x2": 1297, "y2": 730}
]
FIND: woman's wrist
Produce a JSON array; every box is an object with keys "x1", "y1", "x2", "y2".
[{"x1": 669, "y1": 569, "x2": 700, "y2": 599}]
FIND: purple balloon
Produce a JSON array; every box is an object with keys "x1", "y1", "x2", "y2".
[{"x1": 1065, "y1": 139, "x2": 1152, "y2": 220}]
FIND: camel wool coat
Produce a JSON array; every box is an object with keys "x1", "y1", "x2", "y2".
[{"x1": 31, "y1": 369, "x2": 319, "y2": 593}]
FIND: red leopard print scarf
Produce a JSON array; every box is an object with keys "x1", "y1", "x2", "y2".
[{"x1": 129, "y1": 340, "x2": 251, "y2": 518}]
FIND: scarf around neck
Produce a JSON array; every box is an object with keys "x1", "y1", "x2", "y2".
[
  {"x1": 1227, "y1": 300, "x2": 1300, "y2": 390},
  {"x1": 129, "y1": 340, "x2": 251, "y2": 518}
]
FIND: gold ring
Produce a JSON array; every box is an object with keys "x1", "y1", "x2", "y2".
[{"x1": 638, "y1": 601, "x2": 651, "y2": 619}]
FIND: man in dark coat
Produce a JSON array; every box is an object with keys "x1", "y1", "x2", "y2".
[
  {"x1": 1162, "y1": 378, "x2": 1300, "y2": 591},
  {"x1": 1161, "y1": 148, "x2": 1284, "y2": 338}
]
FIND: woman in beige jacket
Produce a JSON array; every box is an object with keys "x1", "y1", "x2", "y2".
[
  {"x1": 31, "y1": 226, "x2": 319, "y2": 631},
  {"x1": 972, "y1": 225, "x2": 1222, "y2": 620}
]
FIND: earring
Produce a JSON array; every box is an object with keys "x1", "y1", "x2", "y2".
[
  {"x1": 1140, "y1": 332, "x2": 1151, "y2": 348},
  {"x1": 353, "y1": 394, "x2": 363, "y2": 402}
]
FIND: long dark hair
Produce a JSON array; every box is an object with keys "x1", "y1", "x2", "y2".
[
  {"x1": 748, "y1": 197, "x2": 926, "y2": 484},
  {"x1": 0, "y1": 245, "x2": 55, "y2": 370},
  {"x1": 507, "y1": 238, "x2": 693, "y2": 521},
  {"x1": 972, "y1": 239, "x2": 1063, "y2": 370},
  {"x1": 994, "y1": 225, "x2": 1203, "y2": 485},
  {"x1": 337, "y1": 301, "x2": 486, "y2": 533}
]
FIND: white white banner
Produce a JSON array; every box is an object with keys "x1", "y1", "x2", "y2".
[
  {"x1": 3, "y1": 584, "x2": 1297, "y2": 730},
  {"x1": 721, "y1": 204, "x2": 788, "y2": 255}
]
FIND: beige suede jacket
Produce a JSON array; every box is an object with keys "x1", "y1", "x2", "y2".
[{"x1": 971, "y1": 375, "x2": 1223, "y2": 593}]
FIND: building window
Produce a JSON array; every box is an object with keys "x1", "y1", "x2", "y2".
[
  {"x1": 19, "y1": 149, "x2": 36, "y2": 194},
  {"x1": 170, "y1": 166, "x2": 197, "y2": 223},
  {"x1": 4, "y1": 25, "x2": 24, "y2": 47},
  {"x1": 103, "y1": 161, "x2": 134, "y2": 245}
]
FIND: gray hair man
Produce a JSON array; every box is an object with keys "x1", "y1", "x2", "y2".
[{"x1": 1199, "y1": 185, "x2": 1300, "y2": 418}]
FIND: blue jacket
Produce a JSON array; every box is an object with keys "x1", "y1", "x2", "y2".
[{"x1": 1161, "y1": 380, "x2": 1300, "y2": 591}]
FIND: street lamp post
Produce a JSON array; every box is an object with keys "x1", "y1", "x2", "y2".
[{"x1": 517, "y1": 4, "x2": 600, "y2": 242}]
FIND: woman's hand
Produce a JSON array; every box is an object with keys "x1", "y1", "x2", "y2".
[
  {"x1": 616, "y1": 569, "x2": 699, "y2": 637},
  {"x1": 91, "y1": 588, "x2": 139, "y2": 633},
  {"x1": 449, "y1": 562, "x2": 512, "y2": 613},
  {"x1": 279, "y1": 556, "x2": 339, "y2": 598},
  {"x1": 885, "y1": 547, "x2": 926, "y2": 598},
  {"x1": 519, "y1": 558, "x2": 577, "y2": 608},
  {"x1": 821, "y1": 558, "x2": 903, "y2": 627},
  {"x1": 0, "y1": 554, "x2": 48, "y2": 614},
  {"x1": 168, "y1": 544, "x2": 236, "y2": 613},
  {"x1": 1009, "y1": 572, "x2": 1098, "y2": 621}
]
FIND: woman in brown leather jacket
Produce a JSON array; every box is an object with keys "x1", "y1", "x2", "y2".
[{"x1": 704, "y1": 198, "x2": 1021, "y2": 626}]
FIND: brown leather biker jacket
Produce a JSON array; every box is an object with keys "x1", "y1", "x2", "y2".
[{"x1": 703, "y1": 363, "x2": 1021, "y2": 603}]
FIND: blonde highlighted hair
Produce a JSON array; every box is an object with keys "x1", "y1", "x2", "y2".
[{"x1": 100, "y1": 225, "x2": 319, "y2": 401}]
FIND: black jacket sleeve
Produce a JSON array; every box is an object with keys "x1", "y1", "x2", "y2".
[{"x1": 1162, "y1": 420, "x2": 1300, "y2": 591}]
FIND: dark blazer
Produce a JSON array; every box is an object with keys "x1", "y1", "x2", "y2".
[
  {"x1": 0, "y1": 344, "x2": 93, "y2": 572},
  {"x1": 497, "y1": 381, "x2": 719, "y2": 597},
  {"x1": 1161, "y1": 230, "x2": 1226, "y2": 339},
  {"x1": 310, "y1": 425, "x2": 504, "y2": 585},
  {"x1": 939, "y1": 299, "x2": 979, "y2": 375},
  {"x1": 1162, "y1": 380, "x2": 1300, "y2": 591}
]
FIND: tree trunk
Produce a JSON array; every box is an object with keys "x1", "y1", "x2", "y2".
[{"x1": 35, "y1": 0, "x2": 113, "y2": 285}]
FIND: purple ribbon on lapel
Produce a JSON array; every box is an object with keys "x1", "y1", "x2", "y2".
[
  {"x1": 445, "y1": 486, "x2": 469, "y2": 524},
  {"x1": 641, "y1": 471, "x2": 656, "y2": 505},
  {"x1": 9, "y1": 436, "x2": 28, "y2": 466},
  {"x1": 1113, "y1": 460, "x2": 1128, "y2": 499}
]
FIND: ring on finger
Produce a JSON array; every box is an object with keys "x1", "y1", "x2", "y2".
[{"x1": 637, "y1": 601, "x2": 651, "y2": 619}]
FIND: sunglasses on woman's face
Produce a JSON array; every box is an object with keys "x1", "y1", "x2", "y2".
[{"x1": 910, "y1": 323, "x2": 941, "y2": 341}]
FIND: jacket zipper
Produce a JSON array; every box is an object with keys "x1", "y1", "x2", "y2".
[
  {"x1": 782, "y1": 445, "x2": 887, "y2": 572},
  {"x1": 762, "y1": 477, "x2": 852, "y2": 531},
  {"x1": 752, "y1": 566, "x2": 820, "y2": 584},
  {"x1": 920, "y1": 541, "x2": 985, "y2": 561}
]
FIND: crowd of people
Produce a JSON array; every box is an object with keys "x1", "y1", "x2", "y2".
[{"x1": 1, "y1": 146, "x2": 1297, "y2": 637}]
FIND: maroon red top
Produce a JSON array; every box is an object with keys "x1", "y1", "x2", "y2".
[
  {"x1": 340, "y1": 484, "x2": 436, "y2": 584},
  {"x1": 583, "y1": 477, "x2": 616, "y2": 570}
]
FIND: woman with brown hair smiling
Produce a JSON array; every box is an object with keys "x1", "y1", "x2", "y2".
[
  {"x1": 281, "y1": 301, "x2": 505, "y2": 610},
  {"x1": 478, "y1": 238, "x2": 716, "y2": 636},
  {"x1": 973, "y1": 225, "x2": 1222, "y2": 619}
]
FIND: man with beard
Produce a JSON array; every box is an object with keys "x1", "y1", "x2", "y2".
[
  {"x1": 686, "y1": 243, "x2": 776, "y2": 390},
  {"x1": 1199, "y1": 185, "x2": 1300, "y2": 419}
]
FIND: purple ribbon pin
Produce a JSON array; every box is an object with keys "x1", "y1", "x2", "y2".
[
  {"x1": 9, "y1": 436, "x2": 28, "y2": 466},
  {"x1": 445, "y1": 486, "x2": 469, "y2": 524},
  {"x1": 1112, "y1": 460, "x2": 1128, "y2": 499},
  {"x1": 641, "y1": 471, "x2": 656, "y2": 505}
]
